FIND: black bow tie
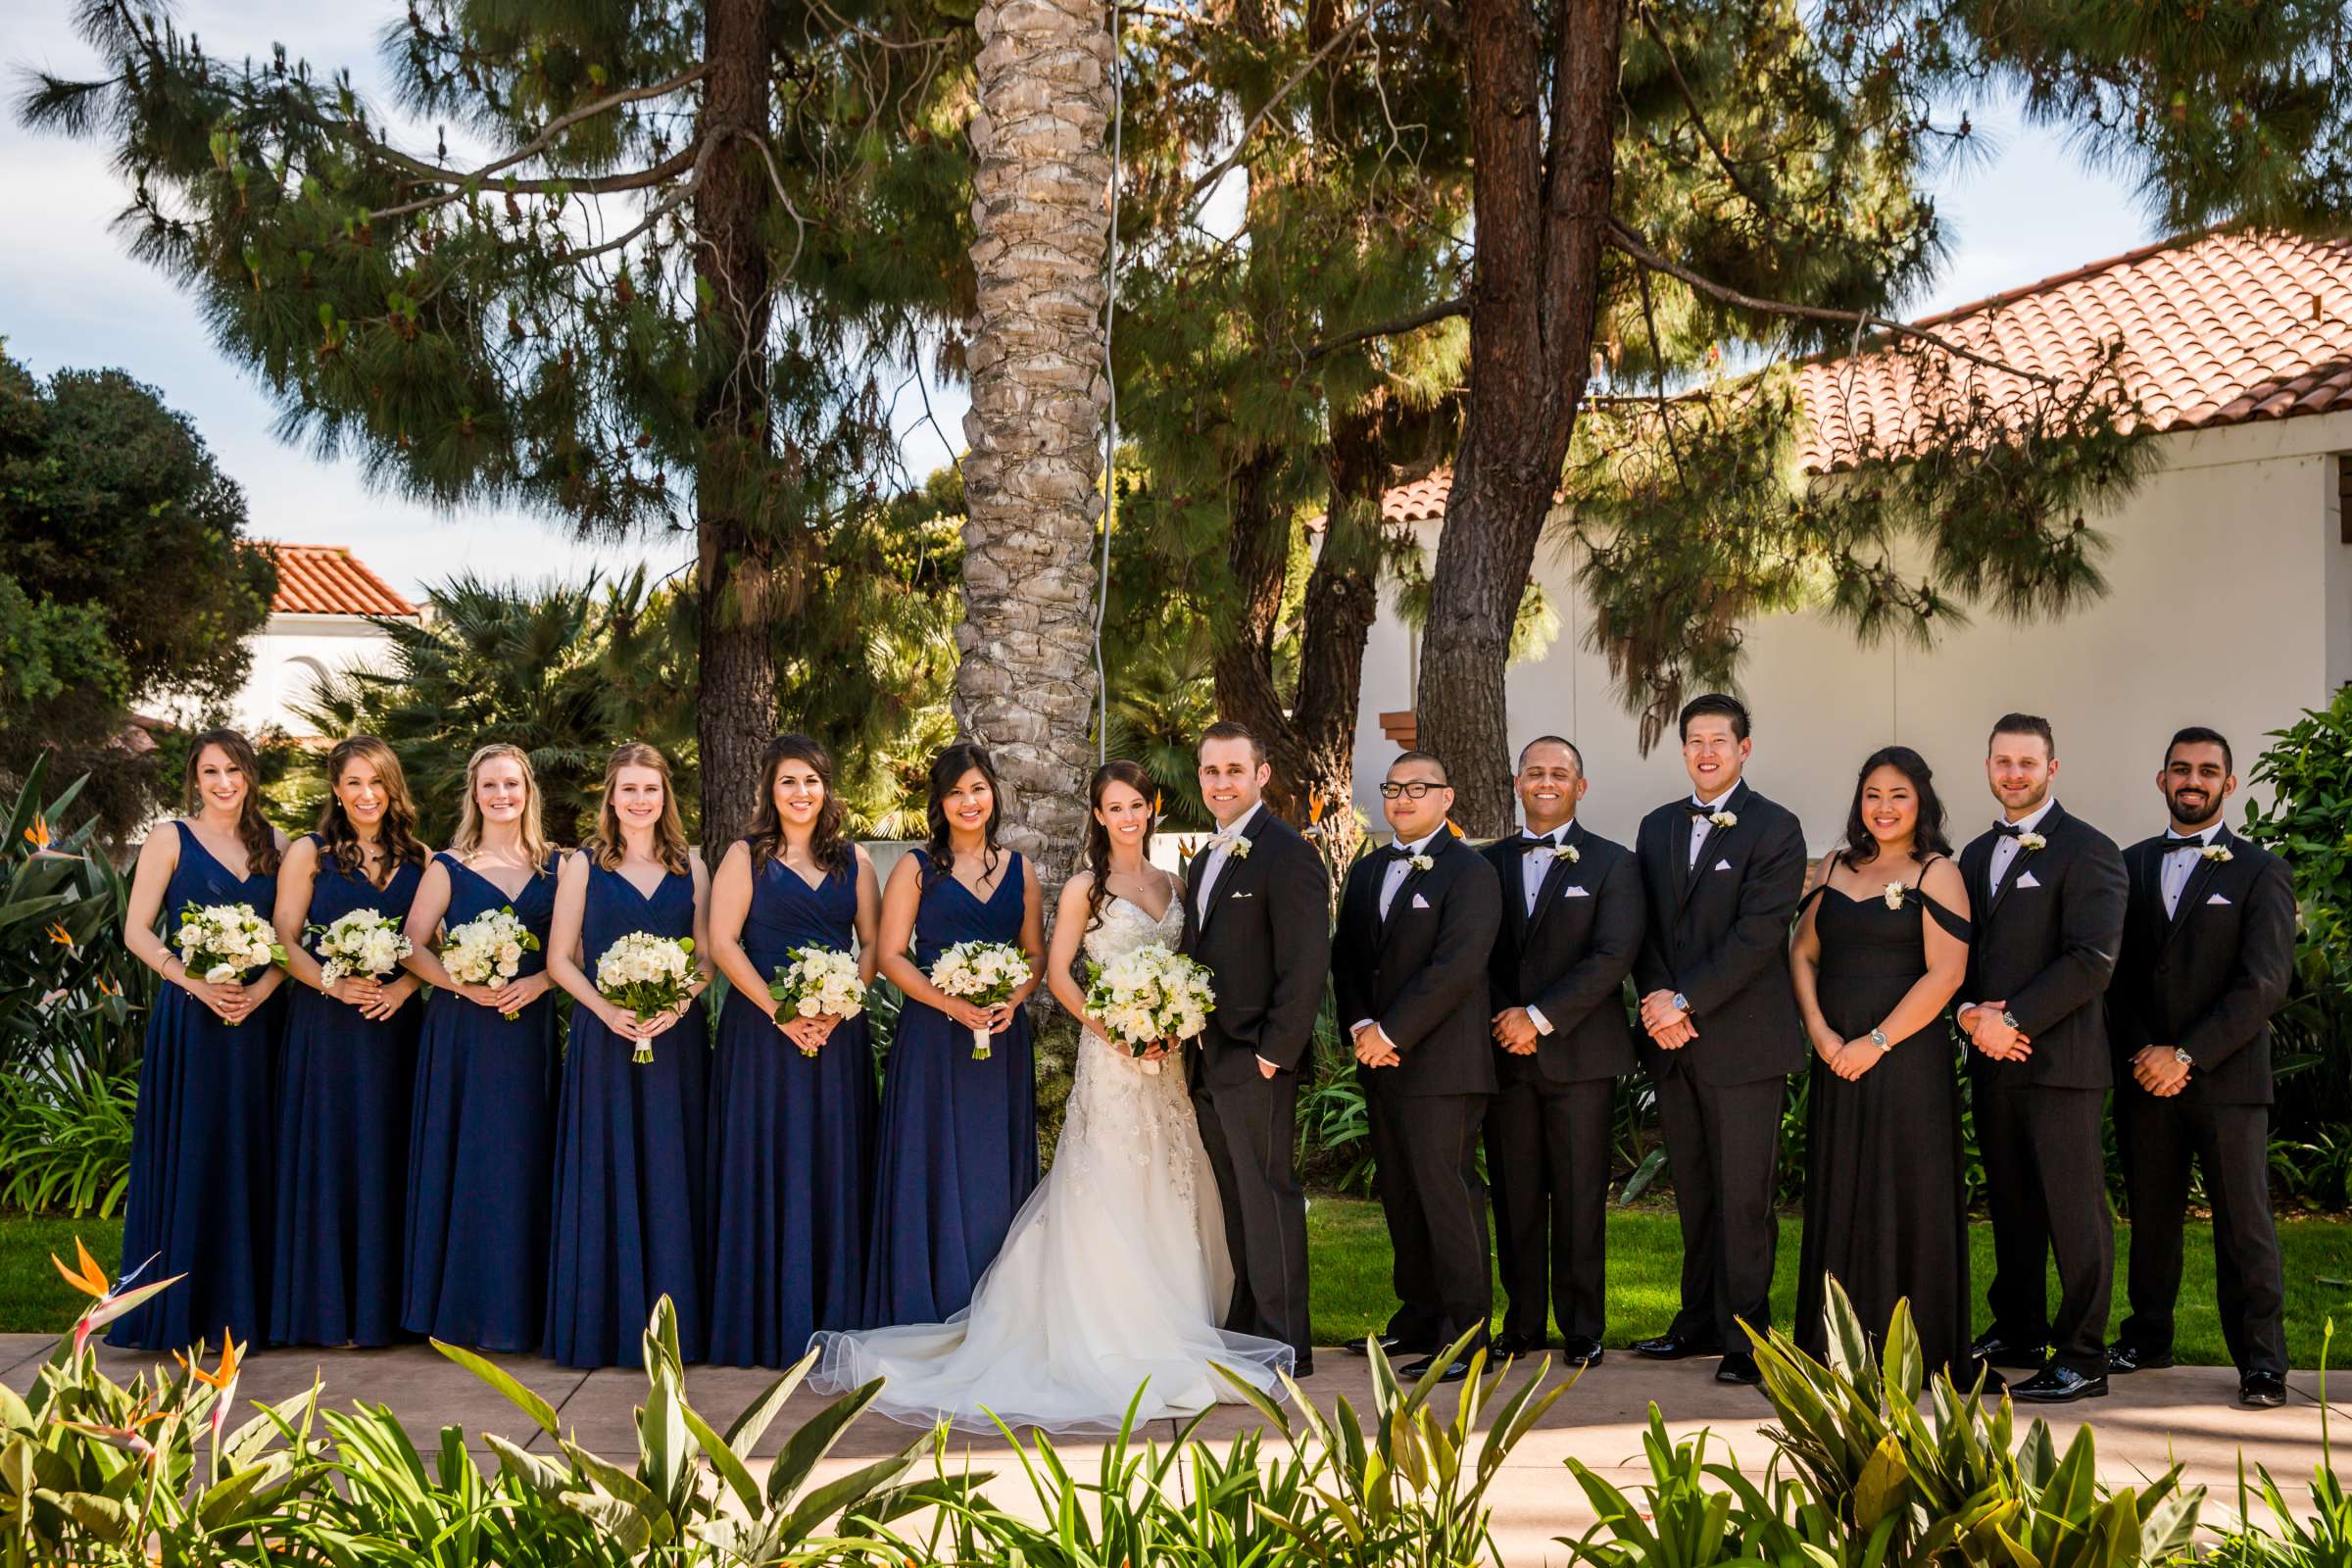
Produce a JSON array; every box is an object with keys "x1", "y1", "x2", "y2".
[
  {"x1": 1686, "y1": 802, "x2": 1719, "y2": 818},
  {"x1": 1512, "y1": 832, "x2": 1566, "y2": 852},
  {"x1": 1377, "y1": 844, "x2": 1413, "y2": 864},
  {"x1": 1992, "y1": 820, "x2": 2028, "y2": 838},
  {"x1": 2164, "y1": 836, "x2": 2211, "y2": 854}
]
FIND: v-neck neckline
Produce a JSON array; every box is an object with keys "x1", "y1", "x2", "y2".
[
  {"x1": 180, "y1": 821, "x2": 260, "y2": 886},
  {"x1": 611, "y1": 861, "x2": 671, "y2": 903},
  {"x1": 771, "y1": 856, "x2": 836, "y2": 897},
  {"x1": 944, "y1": 854, "x2": 1016, "y2": 908},
  {"x1": 455, "y1": 856, "x2": 538, "y2": 903}
]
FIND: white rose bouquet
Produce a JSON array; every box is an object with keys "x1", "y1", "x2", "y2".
[
  {"x1": 176, "y1": 902, "x2": 285, "y2": 997},
  {"x1": 766, "y1": 946, "x2": 866, "y2": 1056},
  {"x1": 440, "y1": 906, "x2": 542, "y2": 1019},
  {"x1": 596, "y1": 932, "x2": 698, "y2": 1062},
  {"x1": 928, "y1": 939, "x2": 1031, "y2": 1060},
  {"x1": 1083, "y1": 942, "x2": 1215, "y2": 1077},
  {"x1": 309, "y1": 907, "x2": 414, "y2": 988}
]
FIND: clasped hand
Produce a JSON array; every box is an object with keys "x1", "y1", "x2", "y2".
[
  {"x1": 774, "y1": 1010, "x2": 843, "y2": 1053},
  {"x1": 1638, "y1": 990, "x2": 1697, "y2": 1050},
  {"x1": 332, "y1": 973, "x2": 415, "y2": 1021},
  {"x1": 2131, "y1": 1044, "x2": 2191, "y2": 1097},
  {"x1": 467, "y1": 971, "x2": 550, "y2": 1016},
  {"x1": 1350, "y1": 1021, "x2": 1399, "y2": 1069},
  {"x1": 1491, "y1": 1007, "x2": 1540, "y2": 1055},
  {"x1": 186, "y1": 972, "x2": 260, "y2": 1026},
  {"x1": 1960, "y1": 1002, "x2": 2033, "y2": 1060},
  {"x1": 944, "y1": 999, "x2": 1016, "y2": 1036}
]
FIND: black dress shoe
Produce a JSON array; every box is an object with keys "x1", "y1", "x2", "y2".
[
  {"x1": 1398, "y1": 1354, "x2": 1473, "y2": 1383},
  {"x1": 2239, "y1": 1371, "x2": 2286, "y2": 1408},
  {"x1": 2011, "y1": 1365, "x2": 2108, "y2": 1403},
  {"x1": 1969, "y1": 1331, "x2": 2050, "y2": 1370},
  {"x1": 1345, "y1": 1334, "x2": 1431, "y2": 1358},
  {"x1": 1489, "y1": 1332, "x2": 1543, "y2": 1360},
  {"x1": 1290, "y1": 1357, "x2": 1316, "y2": 1380},
  {"x1": 2105, "y1": 1343, "x2": 2174, "y2": 1374},
  {"x1": 1559, "y1": 1337, "x2": 1605, "y2": 1367},
  {"x1": 1714, "y1": 1351, "x2": 1763, "y2": 1386},
  {"x1": 1632, "y1": 1333, "x2": 1724, "y2": 1360}
]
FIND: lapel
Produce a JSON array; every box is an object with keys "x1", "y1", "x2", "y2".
[
  {"x1": 1984, "y1": 801, "x2": 2065, "y2": 926},
  {"x1": 1523, "y1": 821, "x2": 1586, "y2": 948},
  {"x1": 1378, "y1": 830, "x2": 1446, "y2": 949},
  {"x1": 1677, "y1": 781, "x2": 1748, "y2": 913},
  {"x1": 1498, "y1": 840, "x2": 1532, "y2": 949},
  {"x1": 1197, "y1": 806, "x2": 1270, "y2": 935},
  {"x1": 2163, "y1": 827, "x2": 2230, "y2": 947},
  {"x1": 2127, "y1": 838, "x2": 2166, "y2": 952}
]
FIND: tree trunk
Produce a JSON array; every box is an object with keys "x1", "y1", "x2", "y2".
[
  {"x1": 1415, "y1": 0, "x2": 1621, "y2": 834},
  {"x1": 693, "y1": 0, "x2": 778, "y2": 848},
  {"x1": 956, "y1": 0, "x2": 1113, "y2": 880}
]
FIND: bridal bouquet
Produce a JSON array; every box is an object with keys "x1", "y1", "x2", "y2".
[
  {"x1": 767, "y1": 946, "x2": 866, "y2": 1056},
  {"x1": 176, "y1": 902, "x2": 284, "y2": 994},
  {"x1": 309, "y1": 907, "x2": 413, "y2": 987},
  {"x1": 597, "y1": 932, "x2": 698, "y2": 1062},
  {"x1": 440, "y1": 906, "x2": 540, "y2": 1019},
  {"x1": 1084, "y1": 942, "x2": 1215, "y2": 1077},
  {"x1": 929, "y1": 940, "x2": 1030, "y2": 1060}
]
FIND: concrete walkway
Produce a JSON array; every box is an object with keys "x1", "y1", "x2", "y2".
[{"x1": 6, "y1": 1335, "x2": 2339, "y2": 1563}]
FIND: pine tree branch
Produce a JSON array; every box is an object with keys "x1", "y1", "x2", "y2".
[
  {"x1": 1302, "y1": 294, "x2": 1465, "y2": 360},
  {"x1": 1635, "y1": 3, "x2": 1787, "y2": 231},
  {"x1": 1604, "y1": 218, "x2": 2065, "y2": 387},
  {"x1": 1182, "y1": 5, "x2": 1374, "y2": 213},
  {"x1": 556, "y1": 171, "x2": 703, "y2": 262},
  {"x1": 366, "y1": 144, "x2": 705, "y2": 221}
]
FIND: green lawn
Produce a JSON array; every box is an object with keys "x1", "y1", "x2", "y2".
[{"x1": 9, "y1": 1203, "x2": 2351, "y2": 1368}]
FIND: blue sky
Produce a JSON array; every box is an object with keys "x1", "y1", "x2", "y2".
[{"x1": 5, "y1": 3, "x2": 2162, "y2": 601}]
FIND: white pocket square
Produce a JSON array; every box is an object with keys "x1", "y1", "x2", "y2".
[
  {"x1": 2206, "y1": 892, "x2": 2231, "y2": 906},
  {"x1": 1229, "y1": 890, "x2": 1254, "y2": 901},
  {"x1": 1411, "y1": 892, "x2": 1431, "y2": 909},
  {"x1": 1712, "y1": 858, "x2": 1733, "y2": 872},
  {"x1": 2015, "y1": 870, "x2": 2041, "y2": 889},
  {"x1": 1560, "y1": 885, "x2": 1592, "y2": 899}
]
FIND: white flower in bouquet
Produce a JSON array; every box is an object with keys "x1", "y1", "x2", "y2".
[
  {"x1": 767, "y1": 945, "x2": 866, "y2": 1056},
  {"x1": 596, "y1": 931, "x2": 698, "y2": 1062},
  {"x1": 1083, "y1": 942, "x2": 1216, "y2": 1076},
  {"x1": 175, "y1": 903, "x2": 285, "y2": 999},
  {"x1": 309, "y1": 907, "x2": 415, "y2": 987},
  {"x1": 440, "y1": 906, "x2": 542, "y2": 1018},
  {"x1": 929, "y1": 939, "x2": 1031, "y2": 1060}
]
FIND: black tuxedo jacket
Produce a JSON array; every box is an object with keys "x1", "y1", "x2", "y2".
[
  {"x1": 1956, "y1": 801, "x2": 2129, "y2": 1091},
  {"x1": 1630, "y1": 779, "x2": 1806, "y2": 1084},
  {"x1": 1179, "y1": 806, "x2": 1333, "y2": 1087},
  {"x1": 2107, "y1": 826, "x2": 2294, "y2": 1106},
  {"x1": 1481, "y1": 822, "x2": 1642, "y2": 1084},
  {"x1": 1333, "y1": 830, "x2": 1503, "y2": 1098}
]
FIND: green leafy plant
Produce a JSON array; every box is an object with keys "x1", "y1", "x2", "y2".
[
  {"x1": 0, "y1": 1065, "x2": 136, "y2": 1216},
  {"x1": 0, "y1": 756, "x2": 148, "y2": 1082}
]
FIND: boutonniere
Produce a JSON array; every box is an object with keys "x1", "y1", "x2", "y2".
[
  {"x1": 2202, "y1": 843, "x2": 2232, "y2": 863},
  {"x1": 1709, "y1": 809, "x2": 1738, "y2": 829},
  {"x1": 1882, "y1": 881, "x2": 1908, "y2": 910},
  {"x1": 1534, "y1": 843, "x2": 1581, "y2": 865},
  {"x1": 1228, "y1": 837, "x2": 1252, "y2": 860},
  {"x1": 2015, "y1": 831, "x2": 2046, "y2": 853},
  {"x1": 1408, "y1": 853, "x2": 1434, "y2": 872}
]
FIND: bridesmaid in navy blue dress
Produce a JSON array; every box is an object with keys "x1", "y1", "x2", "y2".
[
  {"x1": 864, "y1": 742, "x2": 1046, "y2": 1327},
  {"x1": 543, "y1": 743, "x2": 712, "y2": 1368},
  {"x1": 400, "y1": 743, "x2": 562, "y2": 1352},
  {"x1": 269, "y1": 737, "x2": 430, "y2": 1348},
  {"x1": 113, "y1": 729, "x2": 288, "y2": 1351},
  {"x1": 707, "y1": 735, "x2": 883, "y2": 1365}
]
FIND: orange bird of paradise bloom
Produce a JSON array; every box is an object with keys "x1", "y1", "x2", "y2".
[
  {"x1": 176, "y1": 1334, "x2": 247, "y2": 1444},
  {"x1": 46, "y1": 921, "x2": 74, "y2": 950},
  {"x1": 52, "y1": 1238, "x2": 185, "y2": 1359},
  {"x1": 23, "y1": 813, "x2": 51, "y2": 851}
]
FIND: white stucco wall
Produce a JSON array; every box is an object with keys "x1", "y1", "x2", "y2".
[
  {"x1": 225, "y1": 614, "x2": 408, "y2": 738},
  {"x1": 1354, "y1": 410, "x2": 2352, "y2": 851}
]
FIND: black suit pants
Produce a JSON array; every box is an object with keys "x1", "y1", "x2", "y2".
[
  {"x1": 1368, "y1": 1083, "x2": 1492, "y2": 1354},
  {"x1": 1484, "y1": 1063, "x2": 1611, "y2": 1342},
  {"x1": 2117, "y1": 1091, "x2": 2285, "y2": 1376},
  {"x1": 1973, "y1": 1075, "x2": 2114, "y2": 1373},
  {"x1": 1654, "y1": 1067, "x2": 1783, "y2": 1348},
  {"x1": 1192, "y1": 1067, "x2": 1312, "y2": 1357}
]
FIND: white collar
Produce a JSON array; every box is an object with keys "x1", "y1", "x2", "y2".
[
  {"x1": 1211, "y1": 801, "x2": 1264, "y2": 843},
  {"x1": 2164, "y1": 824, "x2": 2220, "y2": 849},
  {"x1": 1523, "y1": 820, "x2": 1572, "y2": 846},
  {"x1": 1395, "y1": 828, "x2": 1445, "y2": 858},
  {"x1": 1690, "y1": 786, "x2": 1738, "y2": 811},
  {"x1": 2000, "y1": 797, "x2": 2059, "y2": 836}
]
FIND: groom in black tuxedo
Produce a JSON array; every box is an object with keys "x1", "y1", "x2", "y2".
[
  {"x1": 1181, "y1": 720, "x2": 1332, "y2": 1373},
  {"x1": 1629, "y1": 693, "x2": 1805, "y2": 1386},
  {"x1": 1481, "y1": 736, "x2": 1642, "y2": 1366},
  {"x1": 2106, "y1": 727, "x2": 2294, "y2": 1408},
  {"x1": 1335, "y1": 750, "x2": 1502, "y2": 1382},
  {"x1": 1956, "y1": 712, "x2": 2128, "y2": 1402}
]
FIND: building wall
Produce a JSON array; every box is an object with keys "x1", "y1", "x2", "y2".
[
  {"x1": 225, "y1": 615, "x2": 407, "y2": 739},
  {"x1": 1353, "y1": 409, "x2": 2352, "y2": 851}
]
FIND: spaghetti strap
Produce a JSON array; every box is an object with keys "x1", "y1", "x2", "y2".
[
  {"x1": 1797, "y1": 850, "x2": 1844, "y2": 912},
  {"x1": 1910, "y1": 856, "x2": 1974, "y2": 942}
]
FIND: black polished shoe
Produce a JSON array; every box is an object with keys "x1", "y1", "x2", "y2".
[
  {"x1": 1489, "y1": 1332, "x2": 1544, "y2": 1360},
  {"x1": 1632, "y1": 1332, "x2": 1724, "y2": 1361},
  {"x1": 1969, "y1": 1330, "x2": 2051, "y2": 1370},
  {"x1": 1714, "y1": 1351, "x2": 1763, "y2": 1386},
  {"x1": 1559, "y1": 1337, "x2": 1605, "y2": 1368},
  {"x1": 2011, "y1": 1365, "x2": 2108, "y2": 1403},
  {"x1": 2239, "y1": 1371, "x2": 2286, "y2": 1409},
  {"x1": 1398, "y1": 1354, "x2": 1473, "y2": 1383},
  {"x1": 1345, "y1": 1334, "x2": 1429, "y2": 1359},
  {"x1": 1290, "y1": 1356, "x2": 1315, "y2": 1380},
  {"x1": 2105, "y1": 1343, "x2": 2174, "y2": 1374}
]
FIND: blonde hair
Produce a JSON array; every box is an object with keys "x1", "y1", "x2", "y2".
[
  {"x1": 450, "y1": 743, "x2": 554, "y2": 871},
  {"x1": 588, "y1": 743, "x2": 691, "y2": 875}
]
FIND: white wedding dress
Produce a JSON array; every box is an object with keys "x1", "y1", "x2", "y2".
[{"x1": 807, "y1": 891, "x2": 1296, "y2": 1431}]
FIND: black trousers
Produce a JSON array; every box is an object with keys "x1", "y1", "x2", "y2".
[
  {"x1": 1367, "y1": 1084, "x2": 1493, "y2": 1354},
  {"x1": 1654, "y1": 1069, "x2": 1784, "y2": 1348},
  {"x1": 1973, "y1": 1076, "x2": 2114, "y2": 1374},
  {"x1": 1192, "y1": 1068, "x2": 1312, "y2": 1358},
  {"x1": 2117, "y1": 1090, "x2": 2285, "y2": 1376},
  {"x1": 1484, "y1": 1063, "x2": 1612, "y2": 1343}
]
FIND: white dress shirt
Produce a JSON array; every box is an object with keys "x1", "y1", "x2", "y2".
[
  {"x1": 1515, "y1": 823, "x2": 1574, "y2": 1040},
  {"x1": 1687, "y1": 790, "x2": 1736, "y2": 867},
  {"x1": 1195, "y1": 800, "x2": 1263, "y2": 921},
  {"x1": 1986, "y1": 795, "x2": 2060, "y2": 893},
  {"x1": 1355, "y1": 827, "x2": 1446, "y2": 1049},
  {"x1": 2160, "y1": 826, "x2": 2220, "y2": 918}
]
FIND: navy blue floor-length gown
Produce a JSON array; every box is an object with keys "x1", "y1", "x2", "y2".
[
  {"x1": 543, "y1": 861, "x2": 710, "y2": 1368},
  {"x1": 863, "y1": 850, "x2": 1037, "y2": 1328},
  {"x1": 401, "y1": 853, "x2": 560, "y2": 1352},
  {"x1": 111, "y1": 821, "x2": 283, "y2": 1351},
  {"x1": 270, "y1": 837, "x2": 423, "y2": 1347},
  {"x1": 707, "y1": 853, "x2": 876, "y2": 1366}
]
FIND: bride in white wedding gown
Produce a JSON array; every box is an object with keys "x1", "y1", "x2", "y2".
[{"x1": 807, "y1": 763, "x2": 1295, "y2": 1431}]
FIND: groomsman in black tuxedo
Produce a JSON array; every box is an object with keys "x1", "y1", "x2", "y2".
[
  {"x1": 1182, "y1": 720, "x2": 1333, "y2": 1375},
  {"x1": 1335, "y1": 751, "x2": 1504, "y2": 1382},
  {"x1": 1629, "y1": 694, "x2": 1806, "y2": 1386},
  {"x1": 1481, "y1": 737, "x2": 1643, "y2": 1366},
  {"x1": 2106, "y1": 727, "x2": 2294, "y2": 1408},
  {"x1": 1955, "y1": 712, "x2": 2129, "y2": 1402}
]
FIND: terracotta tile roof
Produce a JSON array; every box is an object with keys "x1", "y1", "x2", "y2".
[
  {"x1": 1377, "y1": 228, "x2": 2352, "y2": 518},
  {"x1": 263, "y1": 544, "x2": 419, "y2": 618}
]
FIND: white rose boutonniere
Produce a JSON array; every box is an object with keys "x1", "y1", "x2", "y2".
[
  {"x1": 1709, "y1": 809, "x2": 1739, "y2": 829},
  {"x1": 1408, "y1": 853, "x2": 1434, "y2": 872},
  {"x1": 2014, "y1": 831, "x2": 2047, "y2": 853},
  {"x1": 1882, "y1": 881, "x2": 1907, "y2": 910},
  {"x1": 1228, "y1": 836, "x2": 1252, "y2": 860},
  {"x1": 1557, "y1": 843, "x2": 1581, "y2": 864},
  {"x1": 2202, "y1": 843, "x2": 2233, "y2": 863}
]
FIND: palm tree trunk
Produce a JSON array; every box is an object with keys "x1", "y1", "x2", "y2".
[{"x1": 956, "y1": 0, "x2": 1113, "y2": 879}]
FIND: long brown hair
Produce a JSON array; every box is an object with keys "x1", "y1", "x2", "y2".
[
  {"x1": 1080, "y1": 760, "x2": 1156, "y2": 933},
  {"x1": 183, "y1": 728, "x2": 280, "y2": 878},
  {"x1": 588, "y1": 743, "x2": 692, "y2": 875},
  {"x1": 922, "y1": 741, "x2": 1004, "y2": 890},
  {"x1": 746, "y1": 734, "x2": 849, "y2": 876},
  {"x1": 449, "y1": 743, "x2": 555, "y2": 872},
  {"x1": 316, "y1": 736, "x2": 428, "y2": 886}
]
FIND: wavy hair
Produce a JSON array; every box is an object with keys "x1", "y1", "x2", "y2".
[
  {"x1": 1841, "y1": 745, "x2": 1952, "y2": 867},
  {"x1": 922, "y1": 741, "x2": 1004, "y2": 890},
  {"x1": 746, "y1": 733, "x2": 849, "y2": 876},
  {"x1": 183, "y1": 729, "x2": 280, "y2": 878},
  {"x1": 1080, "y1": 760, "x2": 1156, "y2": 933},
  {"x1": 316, "y1": 735, "x2": 428, "y2": 886},
  {"x1": 449, "y1": 743, "x2": 555, "y2": 872},
  {"x1": 588, "y1": 743, "x2": 692, "y2": 875}
]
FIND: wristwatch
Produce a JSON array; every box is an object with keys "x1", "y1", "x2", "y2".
[
  {"x1": 1671, "y1": 992, "x2": 1691, "y2": 1014},
  {"x1": 1869, "y1": 1027, "x2": 1890, "y2": 1052},
  {"x1": 2000, "y1": 1009, "x2": 2021, "y2": 1032},
  {"x1": 2172, "y1": 1047, "x2": 2194, "y2": 1068}
]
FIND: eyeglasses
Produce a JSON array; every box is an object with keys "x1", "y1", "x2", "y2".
[{"x1": 1378, "y1": 781, "x2": 1447, "y2": 800}]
